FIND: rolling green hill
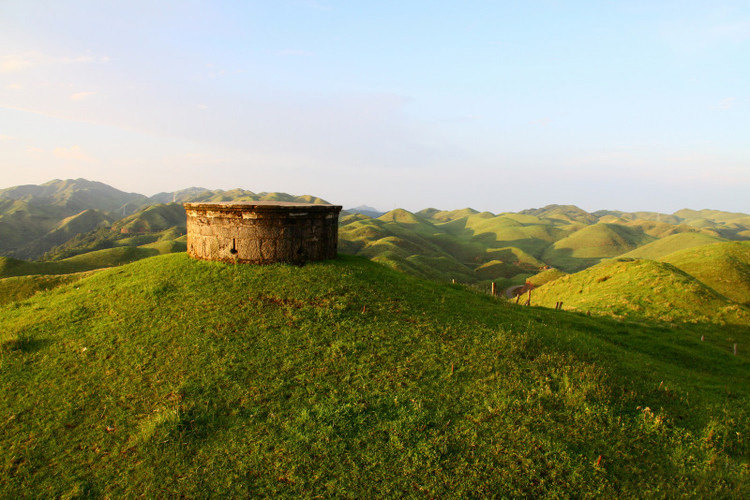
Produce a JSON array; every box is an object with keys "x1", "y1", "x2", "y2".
[
  {"x1": 3, "y1": 180, "x2": 750, "y2": 293},
  {"x1": 42, "y1": 203, "x2": 191, "y2": 260},
  {"x1": 619, "y1": 232, "x2": 726, "y2": 260},
  {"x1": 1, "y1": 253, "x2": 748, "y2": 496},
  {"x1": 530, "y1": 258, "x2": 750, "y2": 325},
  {"x1": 338, "y1": 209, "x2": 562, "y2": 287},
  {"x1": 542, "y1": 223, "x2": 655, "y2": 272},
  {"x1": 111, "y1": 203, "x2": 187, "y2": 234},
  {"x1": 0, "y1": 178, "x2": 147, "y2": 215},
  {"x1": 0, "y1": 245, "x2": 180, "y2": 279},
  {"x1": 0, "y1": 180, "x2": 329, "y2": 260},
  {"x1": 660, "y1": 242, "x2": 750, "y2": 305},
  {"x1": 527, "y1": 267, "x2": 568, "y2": 287},
  {"x1": 520, "y1": 204, "x2": 598, "y2": 224},
  {"x1": 0, "y1": 179, "x2": 147, "y2": 259}
]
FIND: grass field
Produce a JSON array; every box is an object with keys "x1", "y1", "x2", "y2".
[
  {"x1": 660, "y1": 242, "x2": 750, "y2": 305},
  {"x1": 620, "y1": 232, "x2": 725, "y2": 260},
  {"x1": 1, "y1": 253, "x2": 748, "y2": 496},
  {"x1": 529, "y1": 257, "x2": 750, "y2": 325}
]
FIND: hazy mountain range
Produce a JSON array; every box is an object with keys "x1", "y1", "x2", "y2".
[{"x1": 2, "y1": 178, "x2": 749, "y2": 293}]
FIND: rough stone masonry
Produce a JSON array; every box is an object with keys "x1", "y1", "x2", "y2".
[{"x1": 184, "y1": 201, "x2": 342, "y2": 264}]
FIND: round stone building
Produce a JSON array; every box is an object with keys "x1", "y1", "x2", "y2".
[{"x1": 184, "y1": 202, "x2": 342, "y2": 265}]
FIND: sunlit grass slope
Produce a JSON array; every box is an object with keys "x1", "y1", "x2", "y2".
[
  {"x1": 1, "y1": 253, "x2": 749, "y2": 497},
  {"x1": 660, "y1": 242, "x2": 750, "y2": 305},
  {"x1": 111, "y1": 203, "x2": 186, "y2": 234},
  {"x1": 531, "y1": 258, "x2": 750, "y2": 325},
  {"x1": 519, "y1": 204, "x2": 598, "y2": 224},
  {"x1": 1, "y1": 244, "x2": 183, "y2": 279},
  {"x1": 0, "y1": 271, "x2": 95, "y2": 305},
  {"x1": 619, "y1": 232, "x2": 725, "y2": 260},
  {"x1": 527, "y1": 267, "x2": 568, "y2": 287}
]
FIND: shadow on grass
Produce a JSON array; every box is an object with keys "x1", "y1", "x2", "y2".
[{"x1": 2, "y1": 333, "x2": 52, "y2": 353}]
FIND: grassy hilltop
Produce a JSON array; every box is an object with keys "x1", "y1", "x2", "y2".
[
  {"x1": 530, "y1": 242, "x2": 750, "y2": 324},
  {"x1": 2, "y1": 253, "x2": 749, "y2": 497}
]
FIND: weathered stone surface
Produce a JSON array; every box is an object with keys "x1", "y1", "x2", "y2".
[{"x1": 184, "y1": 202, "x2": 342, "y2": 264}]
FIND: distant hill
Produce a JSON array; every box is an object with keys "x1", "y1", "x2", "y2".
[
  {"x1": 0, "y1": 179, "x2": 148, "y2": 259},
  {"x1": 0, "y1": 180, "x2": 328, "y2": 260},
  {"x1": 619, "y1": 232, "x2": 725, "y2": 260},
  {"x1": 520, "y1": 204, "x2": 598, "y2": 224},
  {"x1": 111, "y1": 203, "x2": 187, "y2": 234},
  {"x1": 148, "y1": 187, "x2": 331, "y2": 205},
  {"x1": 541, "y1": 223, "x2": 655, "y2": 272},
  {"x1": 2, "y1": 179, "x2": 750, "y2": 292},
  {"x1": 0, "y1": 178, "x2": 147, "y2": 215},
  {"x1": 346, "y1": 205, "x2": 384, "y2": 218}
]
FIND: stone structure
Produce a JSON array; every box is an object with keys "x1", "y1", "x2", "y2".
[{"x1": 184, "y1": 201, "x2": 342, "y2": 264}]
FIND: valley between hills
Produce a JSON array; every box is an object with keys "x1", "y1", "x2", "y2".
[{"x1": 1, "y1": 178, "x2": 749, "y2": 496}]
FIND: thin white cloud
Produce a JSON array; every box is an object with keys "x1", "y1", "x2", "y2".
[
  {"x1": 5, "y1": 83, "x2": 23, "y2": 91},
  {"x1": 0, "y1": 55, "x2": 34, "y2": 73},
  {"x1": 0, "y1": 134, "x2": 14, "y2": 141},
  {"x1": 53, "y1": 145, "x2": 95, "y2": 163},
  {"x1": 714, "y1": 97, "x2": 736, "y2": 110},
  {"x1": 0, "y1": 52, "x2": 107, "y2": 73},
  {"x1": 70, "y1": 91, "x2": 97, "y2": 101}
]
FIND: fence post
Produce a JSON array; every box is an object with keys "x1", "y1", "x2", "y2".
[
  {"x1": 734, "y1": 343, "x2": 738, "y2": 356},
  {"x1": 491, "y1": 282, "x2": 497, "y2": 296}
]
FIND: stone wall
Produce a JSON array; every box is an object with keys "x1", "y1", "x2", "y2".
[{"x1": 184, "y1": 202, "x2": 342, "y2": 264}]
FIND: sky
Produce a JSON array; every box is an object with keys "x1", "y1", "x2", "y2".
[{"x1": 1, "y1": 0, "x2": 748, "y2": 213}]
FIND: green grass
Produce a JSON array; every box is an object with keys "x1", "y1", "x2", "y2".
[
  {"x1": 530, "y1": 258, "x2": 750, "y2": 325},
  {"x1": 620, "y1": 232, "x2": 725, "y2": 259},
  {"x1": 527, "y1": 267, "x2": 568, "y2": 287},
  {"x1": 339, "y1": 211, "x2": 566, "y2": 285},
  {"x1": 660, "y1": 242, "x2": 750, "y2": 305},
  {"x1": 0, "y1": 271, "x2": 96, "y2": 305},
  {"x1": 542, "y1": 223, "x2": 655, "y2": 272},
  {"x1": 1, "y1": 253, "x2": 749, "y2": 496},
  {"x1": 0, "y1": 246, "x2": 172, "y2": 278}
]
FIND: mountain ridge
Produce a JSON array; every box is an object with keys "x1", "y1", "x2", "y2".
[{"x1": 2, "y1": 180, "x2": 749, "y2": 291}]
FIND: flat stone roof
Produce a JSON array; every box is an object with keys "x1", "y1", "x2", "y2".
[{"x1": 184, "y1": 201, "x2": 342, "y2": 211}]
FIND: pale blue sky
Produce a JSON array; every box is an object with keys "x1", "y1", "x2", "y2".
[{"x1": 1, "y1": 1, "x2": 748, "y2": 212}]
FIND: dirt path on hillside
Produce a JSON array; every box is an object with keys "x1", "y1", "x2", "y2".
[{"x1": 505, "y1": 285, "x2": 524, "y2": 299}]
